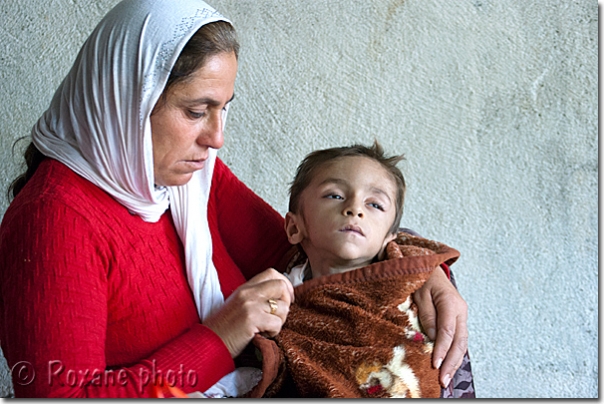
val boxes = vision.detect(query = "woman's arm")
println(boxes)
[399,228,469,389]
[0,189,234,397]
[209,158,292,279]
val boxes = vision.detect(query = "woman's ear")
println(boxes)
[285,212,305,244]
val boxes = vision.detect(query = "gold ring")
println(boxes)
[267,299,278,315]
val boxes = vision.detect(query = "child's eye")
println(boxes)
[326,194,343,200]
[368,202,384,211]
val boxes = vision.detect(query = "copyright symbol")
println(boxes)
[11,361,35,386]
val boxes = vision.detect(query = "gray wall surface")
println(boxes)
[0,0,597,398]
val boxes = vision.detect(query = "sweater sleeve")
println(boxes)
[209,158,292,280]
[0,198,233,398]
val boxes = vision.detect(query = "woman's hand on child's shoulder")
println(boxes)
[413,267,468,389]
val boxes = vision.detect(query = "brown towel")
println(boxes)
[247,233,460,398]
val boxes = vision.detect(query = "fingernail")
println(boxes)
[443,374,451,388]
[435,358,443,369]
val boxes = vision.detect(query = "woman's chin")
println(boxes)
[156,172,194,187]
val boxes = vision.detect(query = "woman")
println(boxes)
[0,0,468,398]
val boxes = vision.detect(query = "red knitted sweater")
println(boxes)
[0,158,291,398]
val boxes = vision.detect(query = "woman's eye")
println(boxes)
[188,110,205,119]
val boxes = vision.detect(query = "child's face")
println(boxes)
[286,156,398,273]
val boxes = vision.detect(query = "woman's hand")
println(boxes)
[413,267,469,389]
[204,268,295,358]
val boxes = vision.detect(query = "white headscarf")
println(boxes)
[31,0,230,321]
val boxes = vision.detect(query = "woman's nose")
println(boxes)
[198,111,224,149]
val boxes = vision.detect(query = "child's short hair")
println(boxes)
[288,141,406,234]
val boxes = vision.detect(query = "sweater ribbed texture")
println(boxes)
[0,158,290,397]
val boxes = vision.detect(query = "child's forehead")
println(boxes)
[312,156,396,188]
[317,155,388,174]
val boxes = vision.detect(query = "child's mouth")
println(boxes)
[340,225,364,236]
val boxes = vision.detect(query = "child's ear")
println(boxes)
[285,212,305,244]
[384,231,397,246]
[378,232,397,260]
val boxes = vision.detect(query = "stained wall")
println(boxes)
[0,0,597,398]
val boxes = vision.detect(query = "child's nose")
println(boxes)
[343,204,363,218]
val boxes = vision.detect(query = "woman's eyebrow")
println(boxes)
[188,93,235,107]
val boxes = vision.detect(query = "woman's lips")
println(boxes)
[183,158,206,170]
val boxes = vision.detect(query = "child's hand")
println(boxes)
[413,267,469,389]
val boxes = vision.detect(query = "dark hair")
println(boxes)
[288,140,406,234]
[161,20,239,96]
[8,21,240,200]
[7,140,45,200]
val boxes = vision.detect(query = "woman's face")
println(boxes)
[151,51,237,186]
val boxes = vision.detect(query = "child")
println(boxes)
[246,141,471,398]
[284,140,407,285]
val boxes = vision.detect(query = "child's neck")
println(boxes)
[307,256,376,279]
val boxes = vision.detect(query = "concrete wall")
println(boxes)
[0,0,597,398]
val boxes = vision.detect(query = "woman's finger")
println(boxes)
[245,268,295,303]
[413,266,469,388]
[413,284,437,341]
[204,271,294,357]
[436,313,468,388]
[261,296,290,324]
